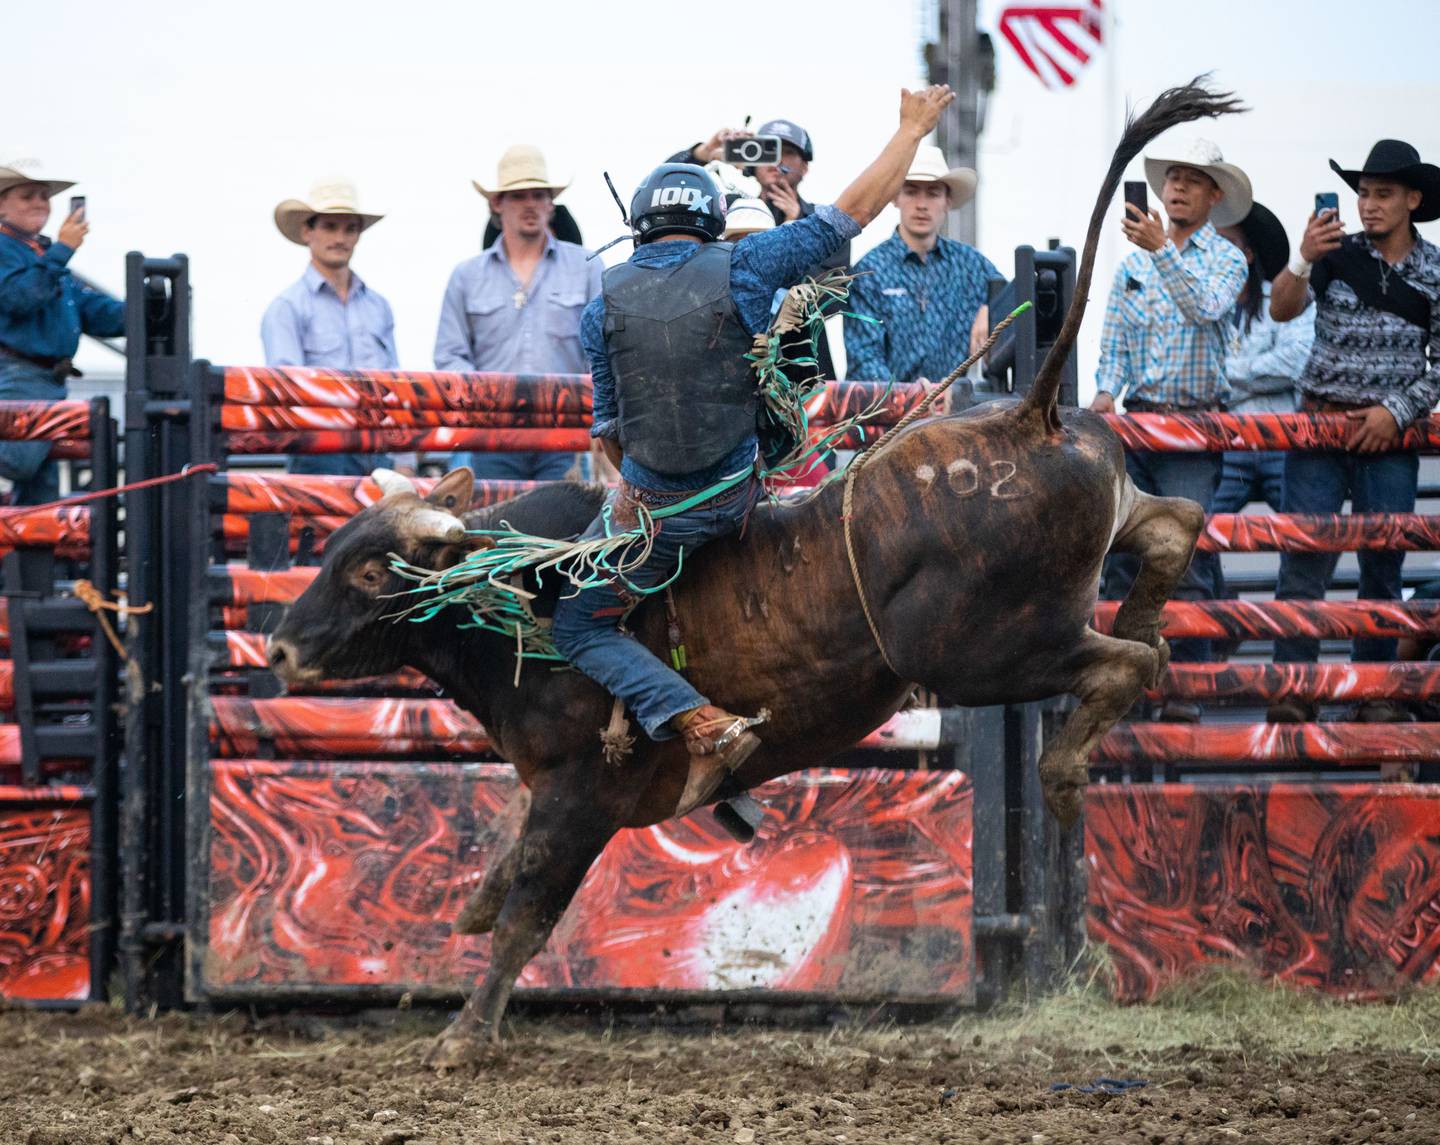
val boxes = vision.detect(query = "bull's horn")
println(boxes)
[413,508,467,544]
[372,468,416,498]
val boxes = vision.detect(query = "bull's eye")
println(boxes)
[348,559,389,595]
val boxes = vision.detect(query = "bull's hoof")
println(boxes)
[1043,780,1085,828]
[424,1026,501,1071]
[452,891,497,936]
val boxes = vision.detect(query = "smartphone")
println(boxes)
[1123,180,1148,216]
[69,195,86,220]
[1314,192,1339,220]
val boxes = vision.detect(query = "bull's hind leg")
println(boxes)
[427,772,616,1069]
[1108,489,1206,676]
[1039,629,1161,826]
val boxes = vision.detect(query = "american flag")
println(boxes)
[997,1,1104,90]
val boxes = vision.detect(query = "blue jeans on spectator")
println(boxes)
[288,453,394,477]
[1201,451,1286,603]
[456,451,577,481]
[1101,450,1221,663]
[0,359,64,505]
[551,478,758,740]
[1274,449,1418,664]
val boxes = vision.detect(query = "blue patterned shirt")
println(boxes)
[843,232,1000,383]
[583,204,860,491]
[1224,280,1314,414]
[1096,221,1248,408]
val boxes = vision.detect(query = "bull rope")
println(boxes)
[385,272,896,664]
[839,302,1032,677]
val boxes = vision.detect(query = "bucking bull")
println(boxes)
[269,81,1238,1066]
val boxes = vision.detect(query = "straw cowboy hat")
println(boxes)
[473,144,569,199]
[1143,138,1253,228]
[902,145,978,207]
[1329,139,1440,224]
[0,156,75,198]
[723,196,775,239]
[273,178,383,245]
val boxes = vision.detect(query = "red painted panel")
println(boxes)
[0,401,91,442]
[1156,662,1440,702]
[1201,512,1440,552]
[1086,783,1440,1001]
[0,802,92,1001]
[206,761,973,999]
[1102,411,1440,452]
[1093,722,1440,765]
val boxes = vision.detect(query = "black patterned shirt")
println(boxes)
[1302,230,1440,428]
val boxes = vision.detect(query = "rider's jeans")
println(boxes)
[551,478,758,741]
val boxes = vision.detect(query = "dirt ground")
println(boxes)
[3,980,1438,1145]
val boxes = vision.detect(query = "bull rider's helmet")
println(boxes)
[629,163,727,243]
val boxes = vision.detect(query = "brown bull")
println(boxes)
[269,80,1237,1066]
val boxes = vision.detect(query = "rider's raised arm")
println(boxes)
[834,85,955,227]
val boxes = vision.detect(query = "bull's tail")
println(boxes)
[1017,76,1246,433]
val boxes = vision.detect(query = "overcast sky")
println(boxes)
[13,0,1439,396]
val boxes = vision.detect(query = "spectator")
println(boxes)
[673,120,844,378]
[1266,140,1440,724]
[1092,139,1252,715]
[843,145,993,382]
[0,157,123,505]
[435,145,601,481]
[483,203,583,250]
[722,197,775,242]
[1214,202,1316,513]
[262,178,396,478]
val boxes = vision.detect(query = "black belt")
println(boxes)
[0,344,79,381]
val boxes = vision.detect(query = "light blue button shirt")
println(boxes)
[434,234,602,373]
[261,264,398,370]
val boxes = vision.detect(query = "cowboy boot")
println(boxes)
[672,704,765,818]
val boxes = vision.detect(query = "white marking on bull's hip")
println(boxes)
[915,463,936,487]
[946,458,980,495]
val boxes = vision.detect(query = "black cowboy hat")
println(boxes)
[1329,139,1440,223]
[1237,201,1289,281]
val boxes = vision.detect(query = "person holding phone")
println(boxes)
[1091,139,1252,716]
[0,157,123,505]
[1265,140,1440,723]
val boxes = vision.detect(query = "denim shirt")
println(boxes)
[0,225,124,360]
[584,204,860,491]
[261,265,399,370]
[434,235,602,373]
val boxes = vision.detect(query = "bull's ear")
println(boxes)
[372,468,417,498]
[426,466,475,514]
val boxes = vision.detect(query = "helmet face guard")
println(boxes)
[630,163,727,243]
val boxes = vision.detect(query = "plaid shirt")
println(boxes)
[1096,221,1248,407]
[844,232,1000,383]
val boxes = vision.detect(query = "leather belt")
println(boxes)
[0,344,79,382]
[1124,399,1224,414]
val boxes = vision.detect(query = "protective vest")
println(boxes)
[602,242,758,476]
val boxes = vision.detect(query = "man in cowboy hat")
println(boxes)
[552,84,956,818]
[1266,140,1440,723]
[1093,138,1251,695]
[0,157,124,504]
[435,144,601,482]
[843,144,995,383]
[262,177,397,478]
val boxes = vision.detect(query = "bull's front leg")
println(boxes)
[427,765,619,1069]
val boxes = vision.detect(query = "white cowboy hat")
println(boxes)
[723,196,774,239]
[274,178,384,245]
[0,156,75,198]
[473,144,569,199]
[901,145,978,208]
[1143,138,1253,228]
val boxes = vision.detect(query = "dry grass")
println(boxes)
[946,970,1440,1060]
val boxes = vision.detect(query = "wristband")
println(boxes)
[1289,256,1312,279]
